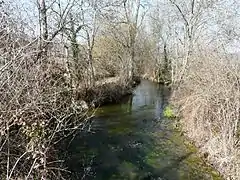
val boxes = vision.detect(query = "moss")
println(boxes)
[145,151,163,168]
[117,161,138,179]
[163,105,176,119]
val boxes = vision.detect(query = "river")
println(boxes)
[61,80,222,180]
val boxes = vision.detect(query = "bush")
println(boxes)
[173,54,240,180]
[0,55,88,179]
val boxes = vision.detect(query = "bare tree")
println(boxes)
[122,0,146,79]
[150,2,172,83]
[168,0,217,84]
[36,0,76,61]
[84,0,99,86]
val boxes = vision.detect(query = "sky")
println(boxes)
[8,0,240,54]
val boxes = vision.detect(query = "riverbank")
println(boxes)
[142,72,171,85]
[173,119,224,179]
[171,57,240,180]
[87,76,140,107]
[78,76,141,108]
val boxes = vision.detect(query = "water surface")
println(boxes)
[63,80,222,180]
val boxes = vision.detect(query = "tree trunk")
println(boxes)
[38,0,48,61]
[70,31,79,78]
[128,24,137,80]
[86,30,95,86]
[163,42,168,70]
[88,50,95,86]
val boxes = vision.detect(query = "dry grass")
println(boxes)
[173,54,240,179]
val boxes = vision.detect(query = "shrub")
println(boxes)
[173,54,240,180]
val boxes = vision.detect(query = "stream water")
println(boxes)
[63,80,222,180]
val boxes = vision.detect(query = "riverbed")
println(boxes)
[62,80,222,180]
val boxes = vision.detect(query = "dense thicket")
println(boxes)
[0,0,239,179]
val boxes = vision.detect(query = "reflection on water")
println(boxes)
[61,80,222,180]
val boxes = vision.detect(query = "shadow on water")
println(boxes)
[59,80,222,180]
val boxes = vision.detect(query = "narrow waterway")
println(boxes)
[63,80,222,180]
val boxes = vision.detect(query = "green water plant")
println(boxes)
[163,105,176,119]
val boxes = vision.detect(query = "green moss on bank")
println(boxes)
[163,105,176,119]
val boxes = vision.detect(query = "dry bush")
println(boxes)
[0,11,91,179]
[173,53,240,179]
[93,35,126,79]
[0,3,138,178]
[81,78,134,107]
[0,52,92,179]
